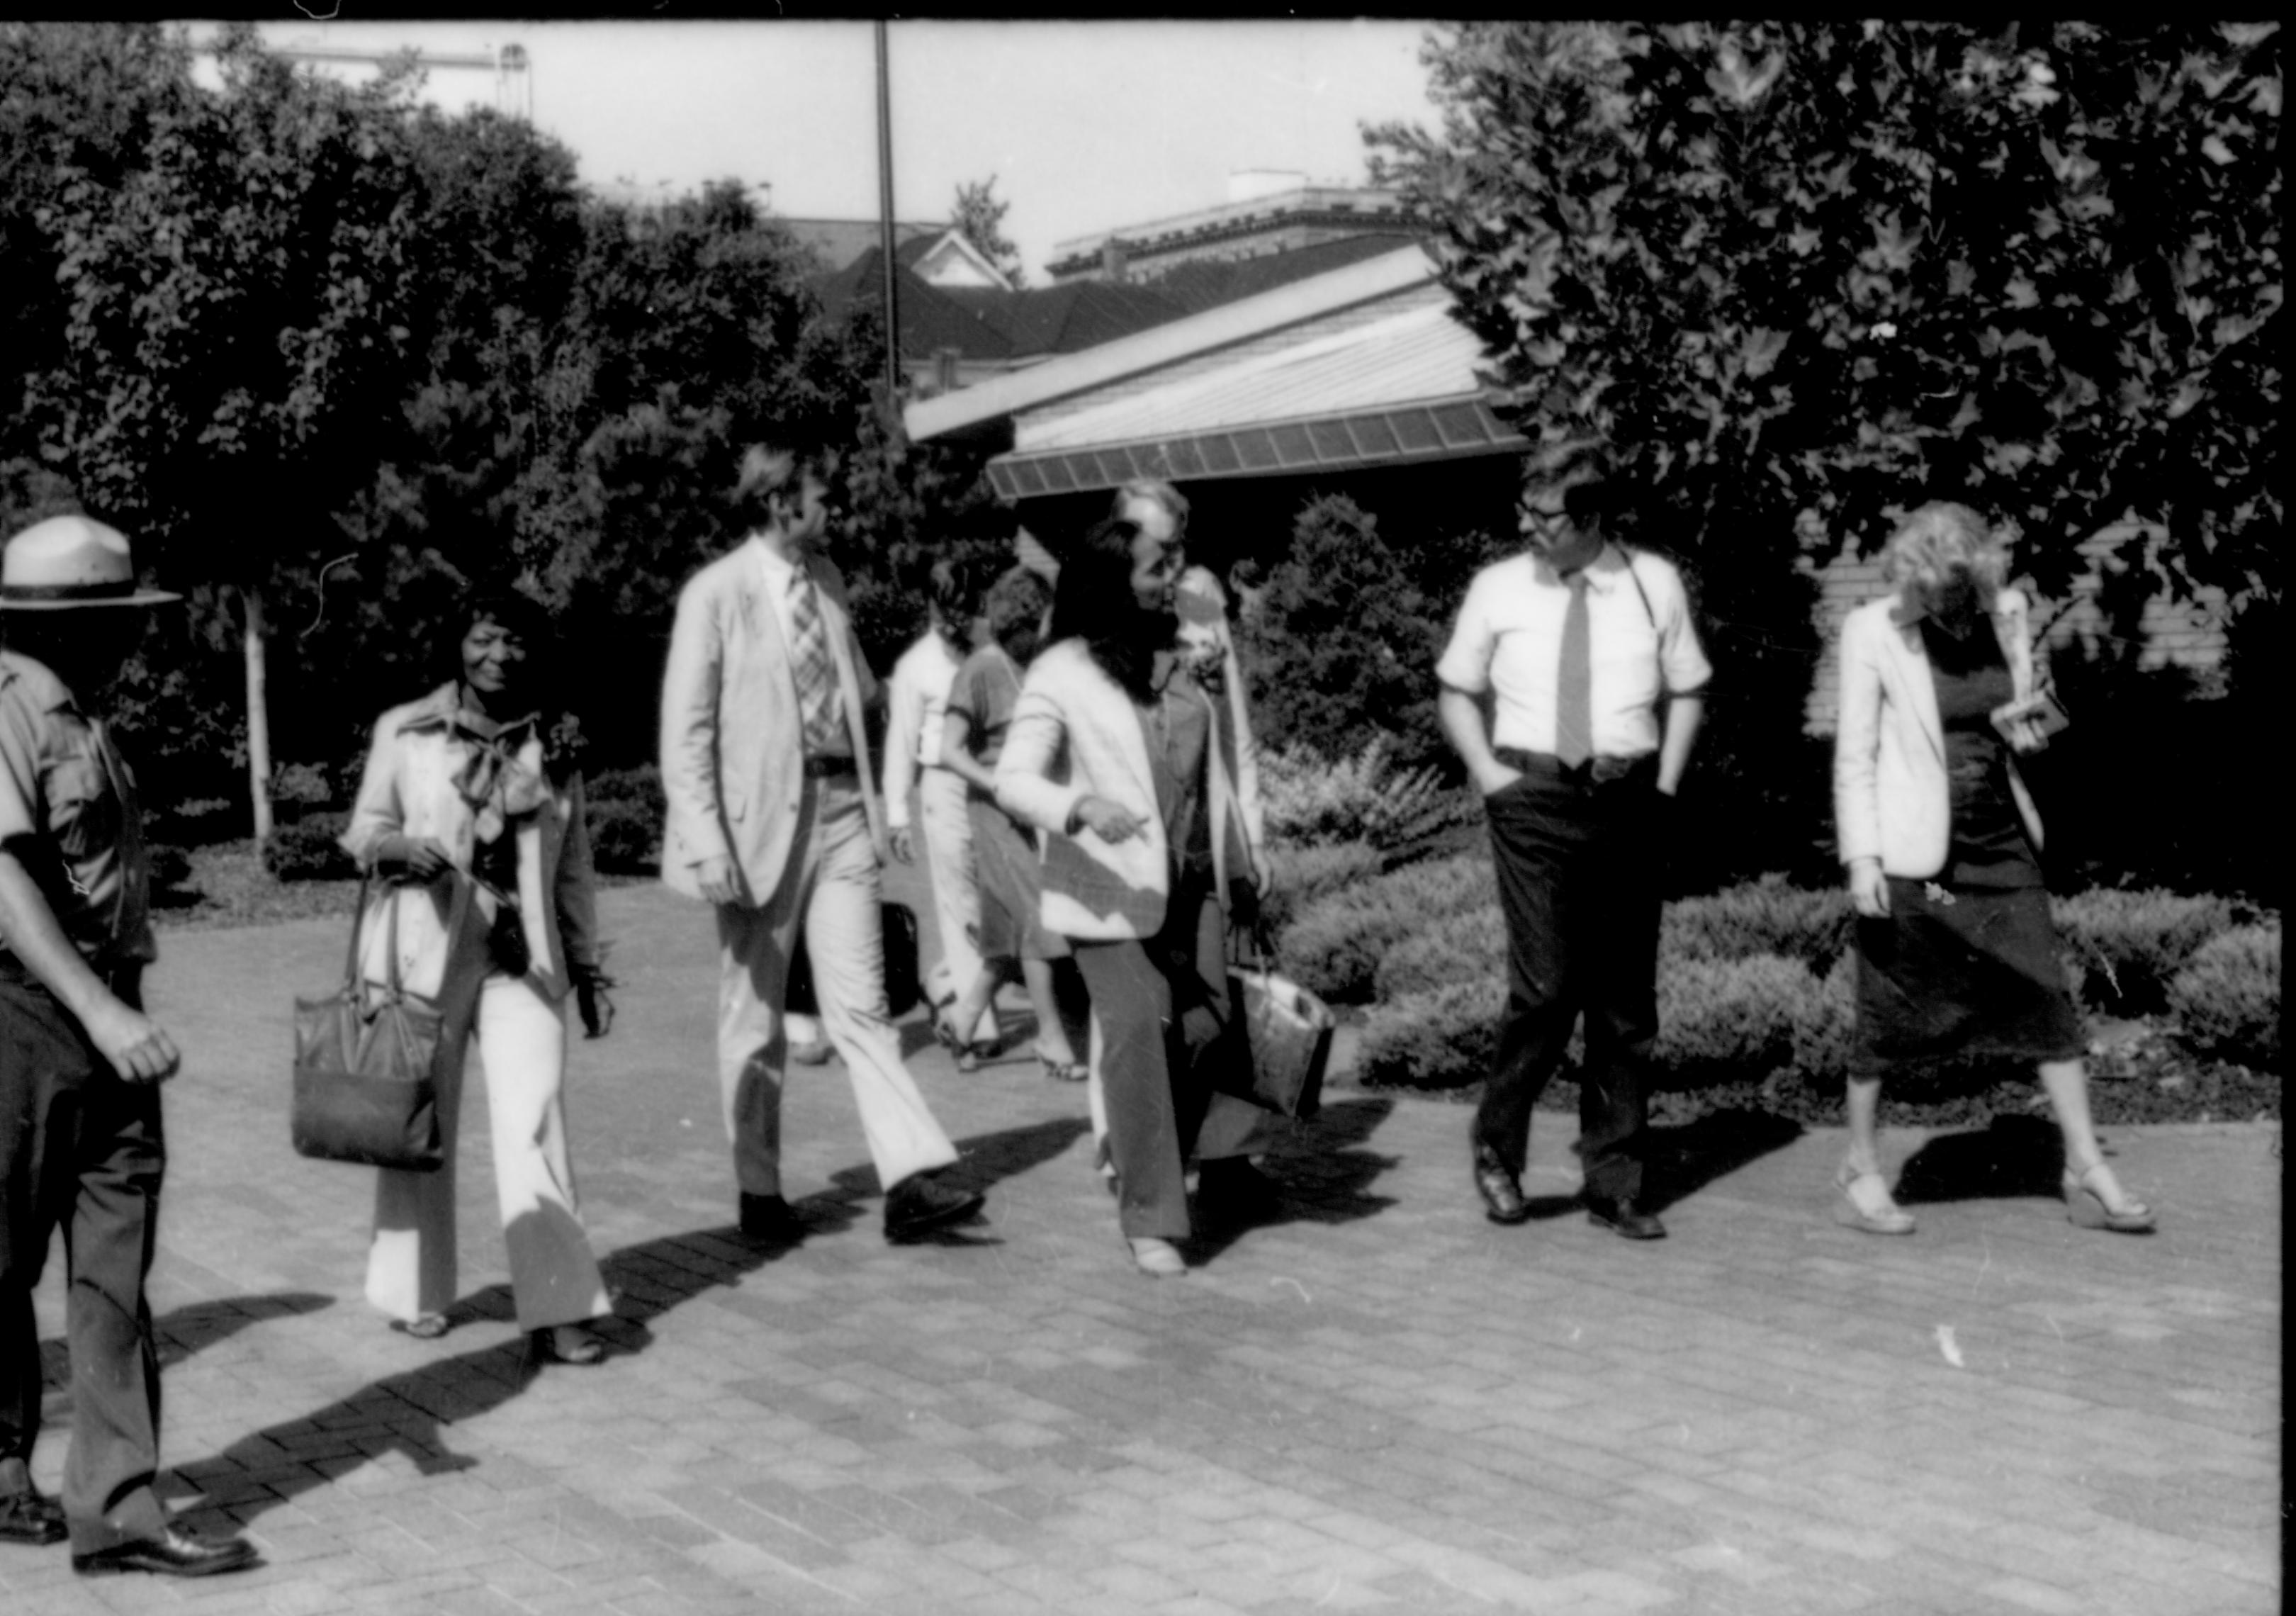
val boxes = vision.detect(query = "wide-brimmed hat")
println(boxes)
[1,515,181,611]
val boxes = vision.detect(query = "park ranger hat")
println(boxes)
[0,515,181,610]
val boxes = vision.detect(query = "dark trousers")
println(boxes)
[1475,760,1661,1205]
[1071,865,1243,1240]
[0,972,169,1550]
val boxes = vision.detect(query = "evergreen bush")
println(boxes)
[1261,841,1383,937]
[262,812,356,882]
[2168,924,2281,1067]
[2055,889,2250,1017]
[1276,851,1495,1004]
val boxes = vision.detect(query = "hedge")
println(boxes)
[1276,851,1495,1004]
[1662,875,1848,972]
[2168,924,2280,1065]
[262,811,357,882]
[1262,840,1383,937]
[2056,889,2249,1017]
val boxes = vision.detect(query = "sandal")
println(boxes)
[932,1014,980,1073]
[395,1313,451,1340]
[1833,1161,1915,1235]
[2063,1160,2155,1233]
[1037,1048,1087,1083]
[531,1324,607,1366]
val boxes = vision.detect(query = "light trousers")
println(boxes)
[918,766,998,1042]
[368,975,610,1332]
[716,776,960,1200]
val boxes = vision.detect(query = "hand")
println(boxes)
[1073,794,1144,843]
[695,855,741,907]
[1474,760,1524,797]
[576,976,615,1039]
[1849,859,1891,919]
[84,998,181,1084]
[383,834,454,882]
[889,826,916,865]
[1991,695,2052,756]
[1254,858,1277,902]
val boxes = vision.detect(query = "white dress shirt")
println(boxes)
[1437,544,1711,758]
[882,631,962,831]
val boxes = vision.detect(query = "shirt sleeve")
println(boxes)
[1434,571,1497,693]
[1646,559,1713,696]
[0,684,48,846]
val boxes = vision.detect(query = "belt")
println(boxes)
[801,754,858,779]
[1494,747,1655,786]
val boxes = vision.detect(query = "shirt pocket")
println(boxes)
[46,751,118,864]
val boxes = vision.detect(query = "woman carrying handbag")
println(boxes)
[339,584,617,1363]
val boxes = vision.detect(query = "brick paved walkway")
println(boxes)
[3,881,2278,1615]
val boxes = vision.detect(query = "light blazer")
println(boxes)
[994,638,1265,943]
[658,537,884,906]
[341,684,599,1007]
[1833,587,2046,878]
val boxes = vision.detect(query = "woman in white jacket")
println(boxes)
[1833,503,2151,1236]
[995,513,1270,1276]
[342,586,617,1362]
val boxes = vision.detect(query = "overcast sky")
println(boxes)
[182,19,1443,281]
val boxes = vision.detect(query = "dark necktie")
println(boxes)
[1555,571,1592,768]
[786,571,845,755]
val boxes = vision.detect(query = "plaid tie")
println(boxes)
[786,570,846,755]
[1555,571,1592,768]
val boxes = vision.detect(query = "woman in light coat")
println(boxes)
[1833,502,2151,1236]
[342,586,617,1362]
[995,513,1271,1276]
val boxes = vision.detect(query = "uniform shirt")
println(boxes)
[882,630,962,831]
[0,649,156,971]
[1436,544,1712,758]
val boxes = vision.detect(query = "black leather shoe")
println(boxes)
[738,1192,804,1242]
[0,1486,66,1546]
[1474,1148,1534,1225]
[884,1172,985,1239]
[72,1527,259,1578]
[1585,1197,1667,1240]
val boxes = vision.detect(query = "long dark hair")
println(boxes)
[1049,515,1168,702]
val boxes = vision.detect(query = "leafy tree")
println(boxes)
[952,174,1025,287]
[1369,21,2282,880]
[24,21,434,834]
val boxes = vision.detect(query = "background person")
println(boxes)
[884,557,999,1062]
[341,584,617,1366]
[1832,501,2152,1235]
[0,515,258,1577]
[995,514,1271,1277]
[1435,439,1709,1242]
[940,564,1084,1083]
[659,443,983,1244]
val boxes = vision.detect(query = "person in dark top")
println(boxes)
[1833,501,2154,1236]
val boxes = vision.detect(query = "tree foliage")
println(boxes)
[952,174,1024,287]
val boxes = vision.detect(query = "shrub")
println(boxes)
[1259,736,1476,853]
[2055,888,2249,1017]
[586,764,664,808]
[263,812,357,882]
[1356,976,1507,1091]
[1653,954,1825,1084]
[1662,874,1848,972]
[1277,851,1494,1004]
[1375,902,1507,1002]
[585,798,661,874]
[2168,924,2281,1067]
[1261,840,1383,936]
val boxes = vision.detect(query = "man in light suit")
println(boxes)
[660,444,984,1243]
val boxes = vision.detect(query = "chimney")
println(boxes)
[933,347,961,393]
[1100,237,1127,283]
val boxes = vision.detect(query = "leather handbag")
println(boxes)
[786,902,922,1021]
[1223,922,1336,1121]
[290,875,468,1172]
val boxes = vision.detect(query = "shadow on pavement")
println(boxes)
[1893,1113,2066,1205]
[167,1116,1086,1531]
[823,1114,1094,1248]
[40,1291,335,1407]
[1639,1106,1806,1214]
[1187,1095,1402,1266]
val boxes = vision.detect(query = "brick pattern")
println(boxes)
[2,877,2275,1615]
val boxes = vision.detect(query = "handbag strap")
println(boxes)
[347,865,475,1004]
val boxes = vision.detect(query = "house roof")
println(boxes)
[780,218,940,274]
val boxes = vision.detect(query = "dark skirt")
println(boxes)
[966,795,1069,963]
[1851,877,2086,1076]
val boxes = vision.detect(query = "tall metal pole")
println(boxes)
[874,21,901,399]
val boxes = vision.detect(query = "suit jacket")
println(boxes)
[658,537,884,906]
[341,683,599,1009]
[994,638,1264,943]
[1833,587,2046,878]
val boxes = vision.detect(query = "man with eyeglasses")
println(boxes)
[1434,439,1710,1241]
